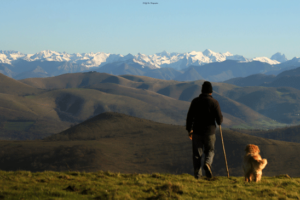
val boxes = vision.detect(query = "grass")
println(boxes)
[0,171,299,200]
[25,95,36,99]
[231,119,287,130]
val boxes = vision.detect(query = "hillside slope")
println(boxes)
[224,87,300,124]
[1,112,298,176]
[235,124,300,143]
[0,73,42,95]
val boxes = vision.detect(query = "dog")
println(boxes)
[243,144,267,182]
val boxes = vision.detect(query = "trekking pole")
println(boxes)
[219,125,229,178]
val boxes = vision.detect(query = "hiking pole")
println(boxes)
[219,125,229,178]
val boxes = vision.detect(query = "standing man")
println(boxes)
[186,81,223,179]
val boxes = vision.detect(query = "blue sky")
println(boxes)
[1,0,300,59]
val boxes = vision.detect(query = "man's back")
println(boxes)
[186,93,223,135]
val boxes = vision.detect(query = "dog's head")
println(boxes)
[245,144,260,154]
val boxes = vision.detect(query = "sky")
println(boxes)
[1,0,300,59]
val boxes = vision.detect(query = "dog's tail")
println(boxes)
[258,159,267,169]
[250,156,267,170]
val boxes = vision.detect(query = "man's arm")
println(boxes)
[186,99,196,133]
[215,101,223,126]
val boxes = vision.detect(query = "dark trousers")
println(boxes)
[192,134,216,178]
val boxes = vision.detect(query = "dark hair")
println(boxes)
[201,81,213,93]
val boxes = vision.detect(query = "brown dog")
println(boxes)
[243,144,267,182]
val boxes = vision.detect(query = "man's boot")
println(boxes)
[204,163,213,178]
[194,168,202,179]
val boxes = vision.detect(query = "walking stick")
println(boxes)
[219,125,229,178]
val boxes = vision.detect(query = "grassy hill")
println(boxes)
[0,73,42,95]
[20,72,140,89]
[0,171,297,200]
[1,112,300,177]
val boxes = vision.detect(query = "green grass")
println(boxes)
[231,119,287,130]
[251,119,287,129]
[0,171,299,200]
[3,121,35,131]
[231,123,253,129]
[276,91,284,97]
[25,95,36,99]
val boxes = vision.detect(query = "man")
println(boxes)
[186,81,223,179]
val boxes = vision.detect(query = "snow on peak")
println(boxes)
[252,57,280,65]
[0,54,11,64]
[24,50,70,62]
[0,49,291,69]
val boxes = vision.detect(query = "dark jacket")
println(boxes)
[186,94,223,135]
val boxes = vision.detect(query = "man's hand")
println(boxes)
[188,130,193,140]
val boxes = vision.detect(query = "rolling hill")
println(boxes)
[224,66,300,91]
[224,74,276,87]
[0,73,42,96]
[234,124,300,143]
[223,86,300,124]
[20,72,282,128]
[1,72,295,140]
[1,112,300,177]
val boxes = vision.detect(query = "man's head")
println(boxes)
[201,81,213,94]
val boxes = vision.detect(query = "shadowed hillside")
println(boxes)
[29,87,189,125]
[262,75,300,90]
[0,92,71,140]
[1,112,300,177]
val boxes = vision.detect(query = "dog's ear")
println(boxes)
[253,145,260,154]
[245,144,260,154]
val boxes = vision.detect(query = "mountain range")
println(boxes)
[0,49,284,68]
[1,50,300,82]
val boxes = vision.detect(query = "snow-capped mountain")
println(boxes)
[0,49,299,82]
[0,49,285,69]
